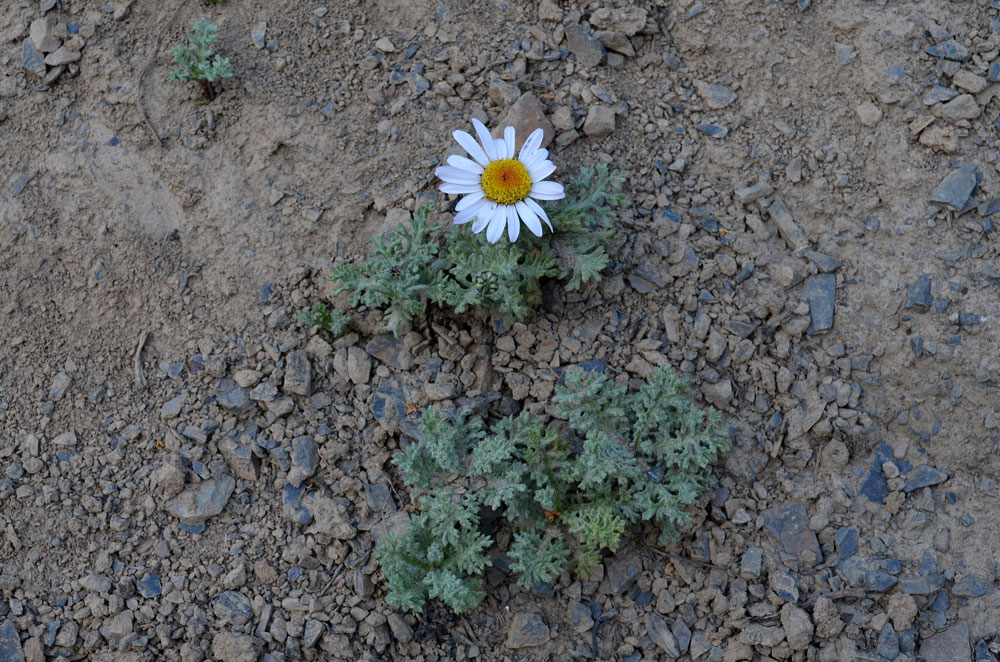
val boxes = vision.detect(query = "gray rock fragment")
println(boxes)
[212,591,254,626]
[919,621,970,662]
[219,439,261,481]
[287,435,319,488]
[160,393,185,418]
[564,23,605,69]
[212,632,260,662]
[904,275,933,312]
[930,162,977,210]
[49,372,72,400]
[217,386,254,416]
[646,613,680,656]
[933,94,981,121]
[43,47,80,66]
[505,613,549,648]
[251,22,267,49]
[803,274,836,334]
[283,350,312,396]
[22,39,46,77]
[780,604,813,650]
[583,105,615,138]
[165,475,236,524]
[29,17,61,52]
[767,198,808,251]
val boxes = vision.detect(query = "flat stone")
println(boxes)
[594,30,634,56]
[771,570,799,603]
[803,274,836,334]
[934,94,981,121]
[303,619,325,648]
[866,571,898,592]
[364,482,396,513]
[953,70,987,93]
[137,574,162,598]
[738,624,785,647]
[29,17,61,52]
[696,123,728,138]
[835,526,859,558]
[43,47,80,66]
[903,465,948,491]
[505,613,549,648]
[48,372,71,400]
[248,382,277,402]
[251,22,266,49]
[22,39,46,77]
[735,182,773,204]
[925,39,969,61]
[365,335,414,370]
[104,610,133,638]
[877,623,900,660]
[767,198,808,251]
[387,612,413,643]
[645,613,680,656]
[219,439,260,481]
[904,275,933,312]
[740,547,763,578]
[805,251,840,273]
[371,380,408,434]
[564,23,605,69]
[696,81,737,109]
[836,558,869,587]
[346,346,371,385]
[212,591,254,626]
[493,92,555,150]
[217,386,254,416]
[52,430,76,446]
[930,163,977,210]
[672,618,691,653]
[780,604,813,650]
[304,494,355,539]
[763,503,822,565]
[920,622,970,662]
[924,85,960,105]
[211,632,260,662]
[901,573,946,595]
[589,6,647,35]
[952,575,988,598]
[165,475,236,525]
[601,549,641,594]
[160,393,185,418]
[283,350,312,396]
[287,435,319,488]
[583,105,615,138]
[80,573,112,593]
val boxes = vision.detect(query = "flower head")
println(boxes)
[436,118,565,244]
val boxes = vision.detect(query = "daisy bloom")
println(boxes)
[436,118,565,244]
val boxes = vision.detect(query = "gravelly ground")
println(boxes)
[3,0,1000,660]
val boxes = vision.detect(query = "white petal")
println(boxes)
[453,130,490,166]
[527,160,556,182]
[447,154,484,174]
[522,148,549,169]
[472,118,497,161]
[455,191,484,211]
[486,206,508,243]
[436,166,482,185]
[454,198,489,224]
[506,205,520,243]
[525,197,553,231]
[494,137,506,160]
[471,203,495,233]
[440,182,483,195]
[530,180,565,200]
[519,128,544,161]
[515,201,543,237]
[504,126,515,160]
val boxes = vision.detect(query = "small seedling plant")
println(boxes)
[169,18,233,102]
[302,165,627,338]
[375,364,728,613]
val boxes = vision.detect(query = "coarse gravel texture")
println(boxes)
[4,0,1000,661]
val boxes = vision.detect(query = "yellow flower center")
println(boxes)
[480,158,532,205]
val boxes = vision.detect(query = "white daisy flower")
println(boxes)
[435,118,566,244]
